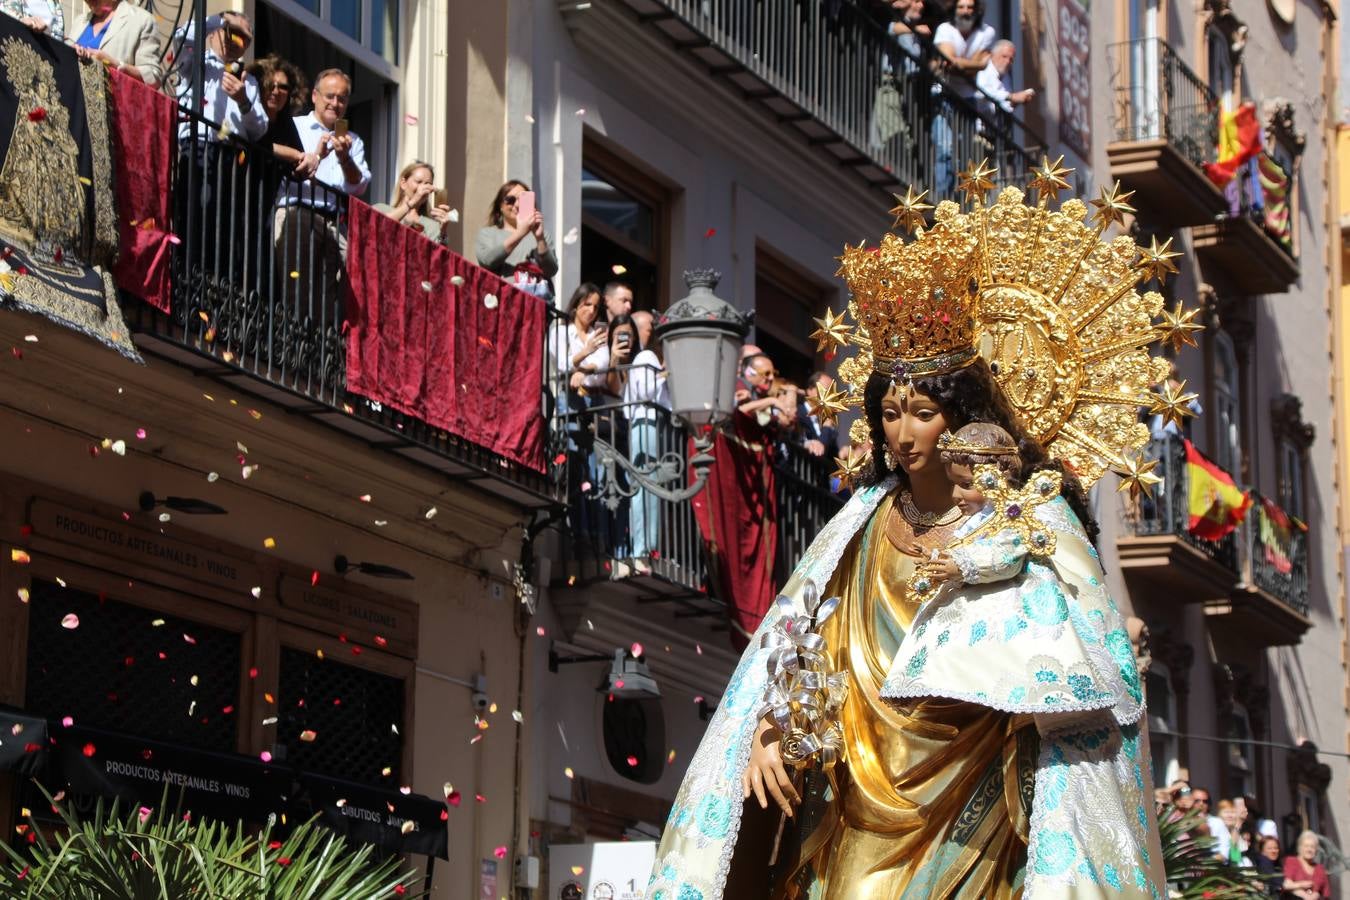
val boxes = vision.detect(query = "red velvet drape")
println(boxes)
[108,68,175,313]
[344,199,547,472]
[691,413,779,649]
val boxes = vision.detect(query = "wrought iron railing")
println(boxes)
[773,440,845,589]
[550,362,839,596]
[1123,435,1240,574]
[120,96,560,502]
[629,0,1042,202]
[1107,38,1218,169]
[1246,493,1310,616]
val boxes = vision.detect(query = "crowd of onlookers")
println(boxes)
[1160,781,1332,897]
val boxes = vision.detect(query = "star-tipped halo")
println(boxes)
[831,452,869,493]
[1089,182,1136,229]
[1028,155,1073,204]
[810,307,852,355]
[1135,236,1181,283]
[957,158,998,205]
[808,383,852,427]
[1156,303,1203,352]
[1114,454,1163,501]
[834,241,868,279]
[889,185,933,234]
[1150,379,1199,429]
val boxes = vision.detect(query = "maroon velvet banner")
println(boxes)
[344,199,546,472]
[691,413,779,649]
[108,68,175,313]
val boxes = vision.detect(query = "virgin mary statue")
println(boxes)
[647,165,1196,900]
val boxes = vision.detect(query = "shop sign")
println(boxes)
[28,500,260,593]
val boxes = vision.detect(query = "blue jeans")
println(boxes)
[629,418,660,558]
[931,108,955,199]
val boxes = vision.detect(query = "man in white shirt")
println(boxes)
[171,11,268,281]
[930,0,996,196]
[173,12,268,145]
[975,40,1034,118]
[273,68,371,315]
[933,0,997,100]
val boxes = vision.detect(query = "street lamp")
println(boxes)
[590,269,749,509]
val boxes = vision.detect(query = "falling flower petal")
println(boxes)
[11,549,31,565]
[626,755,639,767]
[61,613,79,630]
[250,586,262,599]
[400,819,415,835]
[631,642,643,657]
[16,587,30,603]
[668,749,677,764]
[483,293,499,309]
[207,472,219,482]
[299,729,317,742]
[263,537,276,549]
[404,112,419,125]
[611,264,627,275]
[564,767,575,779]
[424,507,438,520]
[135,428,147,440]
[447,208,459,223]
[82,743,96,757]
[421,281,433,292]
[511,710,523,723]
[110,440,126,456]
[563,227,579,245]
[450,275,465,286]
[61,716,73,727]
[494,845,508,859]
[572,866,585,876]
[260,750,272,762]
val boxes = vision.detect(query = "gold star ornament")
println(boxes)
[831,452,869,493]
[957,158,998,205]
[1135,235,1181,283]
[889,185,933,234]
[808,383,851,427]
[1156,303,1203,352]
[1089,181,1136,230]
[809,306,852,355]
[1028,155,1073,204]
[1114,454,1163,501]
[1150,379,1199,429]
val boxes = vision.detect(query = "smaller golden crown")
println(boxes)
[837,225,980,378]
[937,431,1019,456]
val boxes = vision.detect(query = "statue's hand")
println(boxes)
[742,717,800,817]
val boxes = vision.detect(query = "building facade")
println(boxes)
[5,0,1346,897]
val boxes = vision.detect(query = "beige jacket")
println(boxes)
[69,1,163,86]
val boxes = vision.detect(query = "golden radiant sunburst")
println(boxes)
[822,161,1204,491]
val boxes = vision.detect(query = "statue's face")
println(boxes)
[880,382,951,478]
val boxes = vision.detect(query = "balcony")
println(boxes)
[564,0,1041,203]
[1117,435,1241,601]
[112,86,562,509]
[1190,155,1299,294]
[547,379,840,641]
[1106,38,1228,226]
[1209,493,1312,646]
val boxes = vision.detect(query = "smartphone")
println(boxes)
[516,190,536,222]
[616,331,631,349]
[334,118,349,138]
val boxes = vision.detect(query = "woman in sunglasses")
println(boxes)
[475,179,558,300]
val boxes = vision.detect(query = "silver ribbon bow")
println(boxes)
[756,580,849,771]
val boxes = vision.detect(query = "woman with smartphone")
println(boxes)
[475,179,558,300]
[376,161,453,244]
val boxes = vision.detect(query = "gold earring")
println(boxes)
[883,446,900,470]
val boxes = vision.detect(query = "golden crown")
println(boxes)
[818,158,1202,493]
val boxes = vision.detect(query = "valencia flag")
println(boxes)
[1185,439,1251,541]
[1203,101,1262,188]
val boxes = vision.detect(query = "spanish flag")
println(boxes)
[1186,439,1251,540]
[1203,101,1262,187]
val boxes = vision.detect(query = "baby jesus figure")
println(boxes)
[883,422,1133,714]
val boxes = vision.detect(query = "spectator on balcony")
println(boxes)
[1283,831,1331,898]
[245,54,308,168]
[632,309,658,359]
[736,352,780,426]
[1216,799,1246,865]
[740,343,764,361]
[871,0,929,152]
[274,68,371,313]
[69,0,162,85]
[1,0,64,39]
[975,39,1035,119]
[1188,787,1230,862]
[1254,836,1285,895]
[550,282,609,396]
[609,314,668,564]
[476,180,558,301]
[798,371,839,457]
[930,0,995,195]
[173,12,268,144]
[933,0,996,98]
[375,161,454,244]
[603,281,633,322]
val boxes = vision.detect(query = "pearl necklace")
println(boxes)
[898,490,962,527]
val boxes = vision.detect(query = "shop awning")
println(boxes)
[295,772,449,860]
[0,711,447,858]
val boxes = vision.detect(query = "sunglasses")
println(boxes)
[267,82,291,93]
[503,195,521,206]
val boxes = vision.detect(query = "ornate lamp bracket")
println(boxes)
[590,431,715,512]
